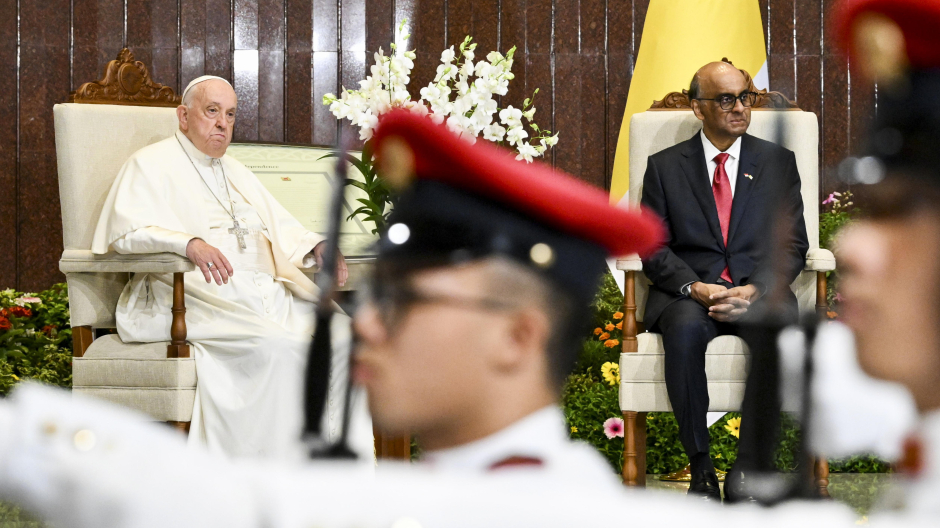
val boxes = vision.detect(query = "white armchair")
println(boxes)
[55,50,197,429]
[616,104,835,490]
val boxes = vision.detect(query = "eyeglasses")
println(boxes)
[694,91,758,111]
[357,277,519,329]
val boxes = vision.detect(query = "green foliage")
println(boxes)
[819,190,860,309]
[0,284,73,396]
[819,190,859,251]
[562,271,889,475]
[320,144,393,234]
[0,501,44,527]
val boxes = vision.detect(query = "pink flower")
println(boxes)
[834,292,844,303]
[603,417,624,439]
[14,296,41,306]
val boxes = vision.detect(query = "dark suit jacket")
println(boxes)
[640,132,809,329]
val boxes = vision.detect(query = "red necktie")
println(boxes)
[713,153,733,283]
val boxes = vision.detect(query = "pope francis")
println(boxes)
[90,75,370,459]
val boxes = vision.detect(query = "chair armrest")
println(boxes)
[616,254,643,271]
[59,250,196,274]
[805,248,835,272]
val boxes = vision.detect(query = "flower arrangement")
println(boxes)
[0,284,73,396]
[592,311,623,350]
[819,190,860,313]
[322,21,558,232]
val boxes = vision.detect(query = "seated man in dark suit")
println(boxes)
[640,61,809,500]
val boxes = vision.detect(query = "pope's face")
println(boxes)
[836,212,940,410]
[352,263,515,446]
[177,80,237,158]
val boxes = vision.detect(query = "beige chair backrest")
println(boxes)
[54,103,179,328]
[627,110,820,321]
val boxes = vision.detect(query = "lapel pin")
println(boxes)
[744,173,754,180]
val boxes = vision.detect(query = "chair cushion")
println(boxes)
[620,333,749,412]
[619,380,746,413]
[620,332,798,412]
[73,387,194,422]
[624,333,750,382]
[73,334,197,389]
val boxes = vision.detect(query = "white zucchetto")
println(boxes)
[181,75,233,102]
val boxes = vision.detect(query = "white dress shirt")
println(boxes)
[420,406,619,484]
[701,130,742,197]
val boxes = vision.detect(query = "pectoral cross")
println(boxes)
[229,220,249,250]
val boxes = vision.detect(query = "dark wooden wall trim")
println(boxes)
[2,0,873,291]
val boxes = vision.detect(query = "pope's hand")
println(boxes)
[186,238,234,285]
[313,242,348,287]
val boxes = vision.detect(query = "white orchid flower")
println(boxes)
[441,46,456,64]
[523,107,536,120]
[506,125,528,146]
[541,133,559,147]
[499,106,523,128]
[515,143,538,163]
[483,123,506,142]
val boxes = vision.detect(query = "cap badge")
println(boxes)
[529,243,555,268]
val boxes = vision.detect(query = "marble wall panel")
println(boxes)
[312,52,338,146]
[18,0,70,291]
[259,50,285,142]
[553,53,582,177]
[555,0,580,55]
[581,0,606,55]
[580,54,608,189]
[365,0,393,54]
[470,1,499,54]
[234,49,260,141]
[768,0,794,96]
[205,0,233,78]
[446,0,472,49]
[0,0,17,287]
[821,54,849,196]
[607,0,633,55]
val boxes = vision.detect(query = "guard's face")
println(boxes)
[691,65,751,139]
[352,263,515,443]
[836,213,940,410]
[177,80,237,158]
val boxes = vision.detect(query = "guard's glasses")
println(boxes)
[356,276,519,329]
[695,91,758,111]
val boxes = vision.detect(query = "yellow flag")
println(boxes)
[609,0,767,204]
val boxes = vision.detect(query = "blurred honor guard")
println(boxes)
[90,76,370,459]
[353,110,664,476]
[831,0,940,519]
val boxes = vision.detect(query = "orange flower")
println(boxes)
[613,312,623,320]
[604,339,620,348]
[593,327,602,336]
[605,323,615,331]
[599,332,610,341]
[7,306,31,318]
[616,322,623,330]
[0,316,10,331]
[827,311,838,319]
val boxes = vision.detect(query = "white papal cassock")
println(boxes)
[91,130,371,460]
